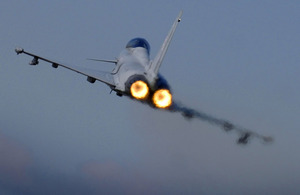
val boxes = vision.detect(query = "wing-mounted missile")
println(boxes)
[87,76,96,83]
[237,133,251,144]
[15,47,39,65]
[181,110,194,119]
[52,63,58,68]
[223,122,234,131]
[29,56,39,65]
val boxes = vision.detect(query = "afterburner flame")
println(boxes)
[130,80,149,100]
[152,89,172,108]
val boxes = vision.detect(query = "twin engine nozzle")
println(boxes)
[130,80,172,109]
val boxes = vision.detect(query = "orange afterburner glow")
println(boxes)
[152,89,172,108]
[130,80,149,100]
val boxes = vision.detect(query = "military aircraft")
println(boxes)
[15,11,273,144]
[16,12,182,110]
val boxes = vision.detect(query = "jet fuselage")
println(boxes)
[112,38,172,108]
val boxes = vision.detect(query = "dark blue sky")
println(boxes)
[1,1,300,194]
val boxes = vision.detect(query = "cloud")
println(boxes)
[0,132,91,194]
[81,161,157,194]
[0,133,33,193]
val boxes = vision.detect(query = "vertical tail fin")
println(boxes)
[148,11,183,77]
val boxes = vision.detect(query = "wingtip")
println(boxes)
[15,47,24,55]
[178,10,183,22]
[263,136,274,143]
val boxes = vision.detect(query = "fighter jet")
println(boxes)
[15,11,273,144]
[16,12,182,110]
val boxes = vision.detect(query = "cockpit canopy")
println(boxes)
[126,38,150,55]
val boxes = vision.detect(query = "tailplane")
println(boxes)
[87,58,118,64]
